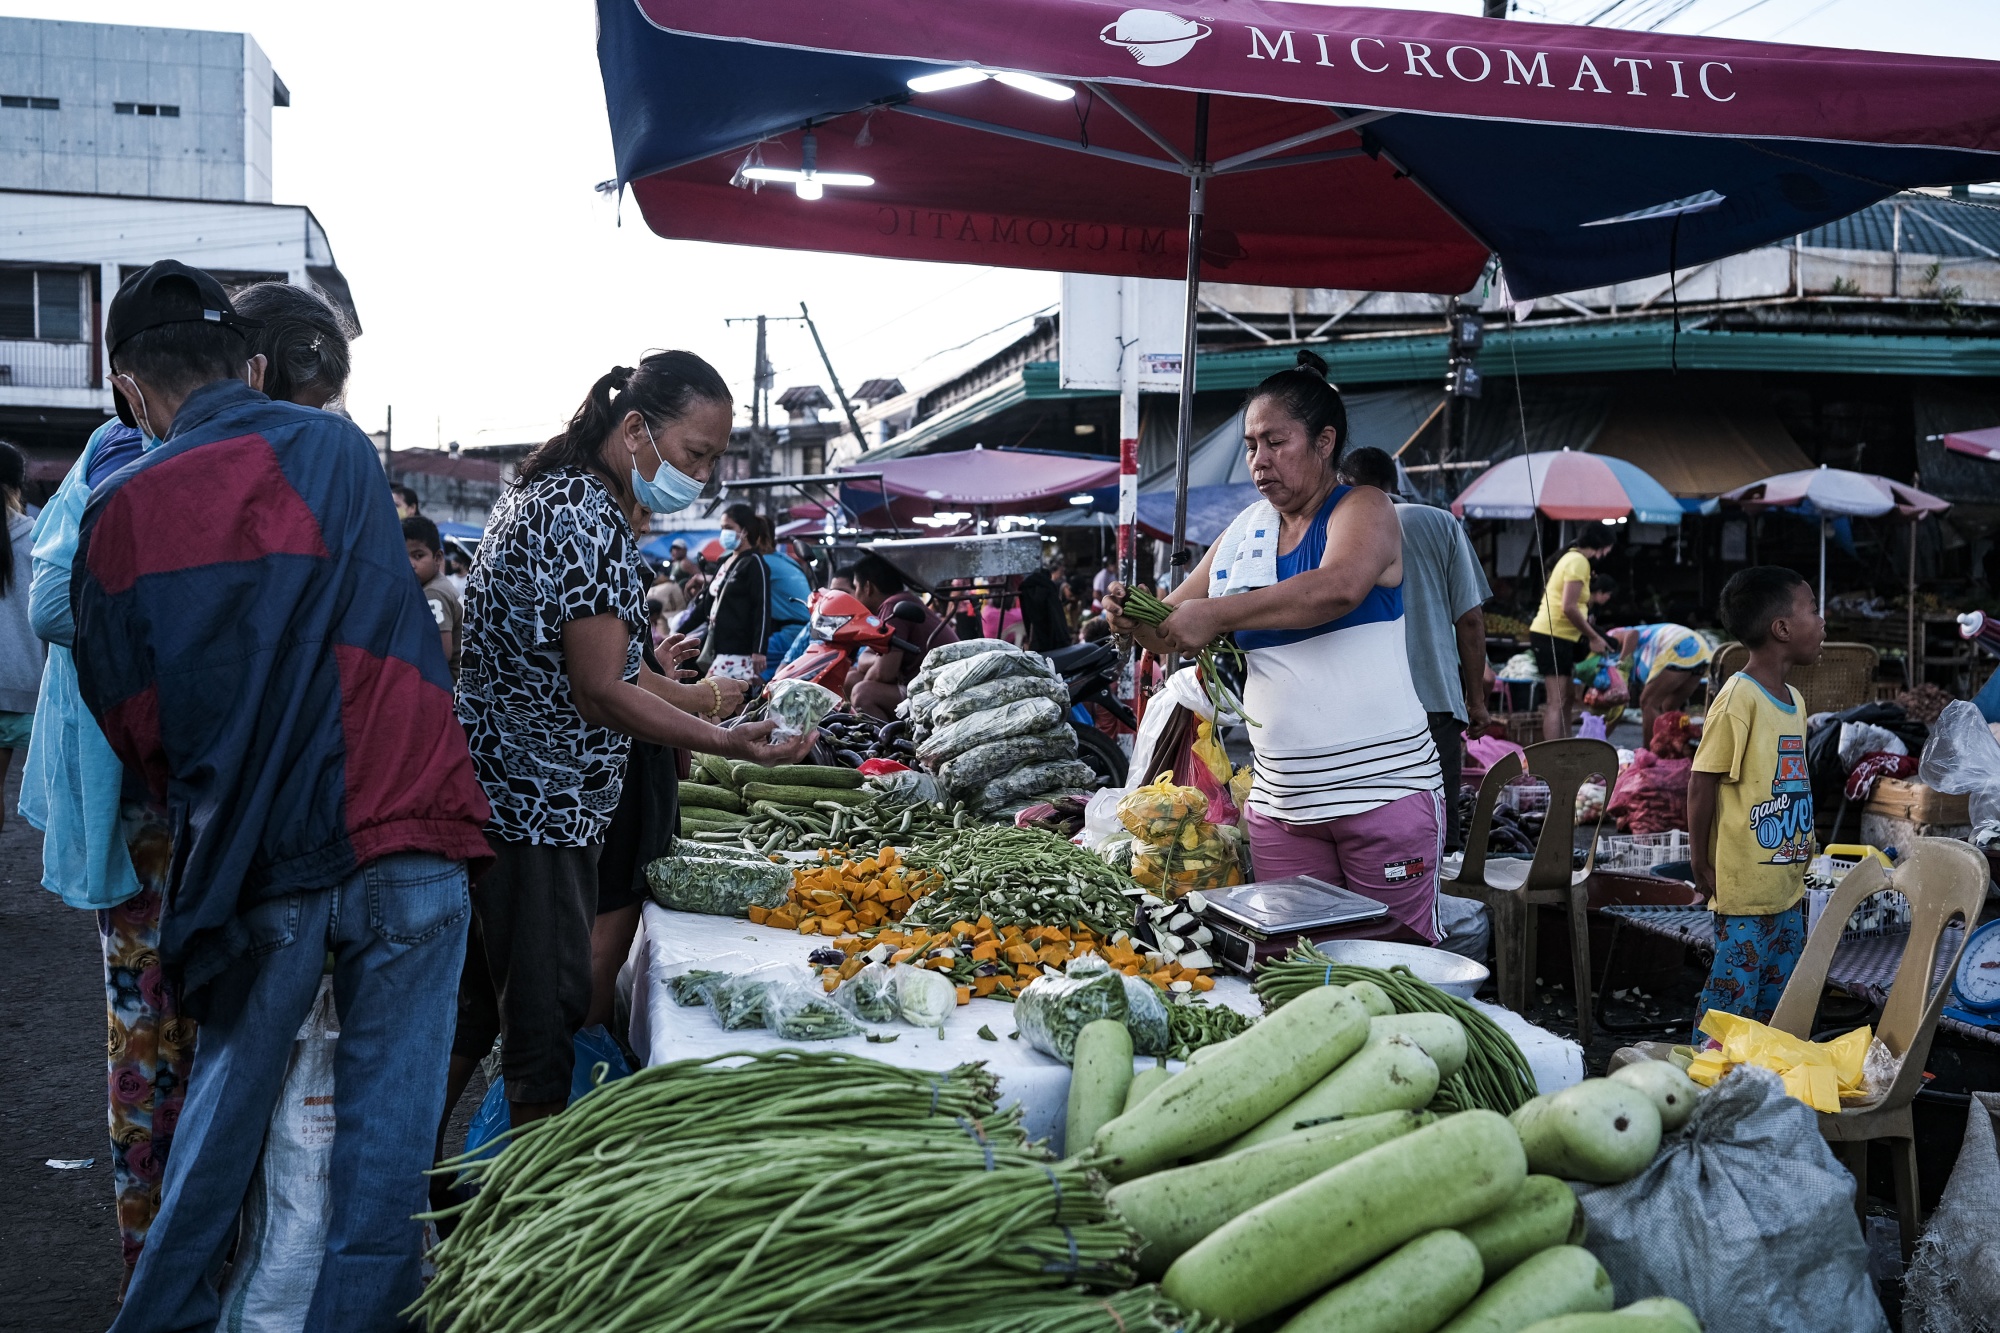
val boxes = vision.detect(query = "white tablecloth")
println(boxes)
[628,904,1583,1152]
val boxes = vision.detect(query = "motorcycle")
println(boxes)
[1046,638,1134,788]
[773,587,929,697]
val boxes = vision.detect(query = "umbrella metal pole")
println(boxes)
[1818,517,1827,616]
[1908,519,1918,688]
[1169,93,1209,593]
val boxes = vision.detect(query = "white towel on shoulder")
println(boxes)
[1206,498,1282,598]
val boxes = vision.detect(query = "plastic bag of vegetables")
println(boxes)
[1016,963,1131,1064]
[973,759,1100,814]
[919,637,1020,671]
[669,968,728,1007]
[1117,772,1208,845]
[930,647,1055,698]
[1130,821,1247,895]
[762,982,866,1041]
[893,964,959,1030]
[917,697,1065,767]
[1072,955,1170,1057]
[766,679,841,742]
[707,964,800,1031]
[834,962,900,1023]
[645,853,792,916]
[933,674,1072,728]
[936,729,1078,795]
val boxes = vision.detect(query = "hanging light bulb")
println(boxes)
[906,67,1074,100]
[738,131,874,200]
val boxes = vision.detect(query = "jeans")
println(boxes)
[112,853,470,1333]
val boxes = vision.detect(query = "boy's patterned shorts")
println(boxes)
[1694,904,1807,1044]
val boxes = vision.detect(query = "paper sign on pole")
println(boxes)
[1058,274,1186,392]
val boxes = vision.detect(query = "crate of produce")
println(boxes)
[1595,830,1690,873]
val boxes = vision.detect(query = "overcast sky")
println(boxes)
[16,0,2000,449]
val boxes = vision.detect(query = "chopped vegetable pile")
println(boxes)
[419,1050,1223,1333]
[902,824,1141,938]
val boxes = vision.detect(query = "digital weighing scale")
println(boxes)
[1940,918,2000,1031]
[1192,875,1389,975]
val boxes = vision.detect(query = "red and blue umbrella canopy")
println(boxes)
[598,0,2000,298]
[1451,449,1688,525]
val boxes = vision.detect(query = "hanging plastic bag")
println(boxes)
[461,1025,635,1163]
[217,976,339,1330]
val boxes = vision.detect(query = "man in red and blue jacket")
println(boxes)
[73,260,491,1333]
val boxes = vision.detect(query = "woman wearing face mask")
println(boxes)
[688,503,775,680]
[18,278,351,1292]
[447,354,815,1136]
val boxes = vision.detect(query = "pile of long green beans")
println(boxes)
[1116,585,1257,727]
[1253,948,1538,1115]
[901,824,1139,937]
[417,1051,1214,1333]
[687,797,974,855]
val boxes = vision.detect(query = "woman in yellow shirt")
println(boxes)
[1527,530,1615,739]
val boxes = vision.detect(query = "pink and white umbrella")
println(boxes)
[1944,425,2000,463]
[1450,449,1686,525]
[1720,464,1950,616]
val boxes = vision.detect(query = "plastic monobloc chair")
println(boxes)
[1767,836,1987,1261]
[1444,739,1617,1044]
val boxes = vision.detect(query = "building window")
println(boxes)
[0,270,86,342]
[1,96,57,110]
[113,103,178,117]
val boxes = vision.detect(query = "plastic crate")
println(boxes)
[1596,830,1691,873]
[1804,845,1908,938]
[1496,778,1551,815]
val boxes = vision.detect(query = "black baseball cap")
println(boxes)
[106,261,263,425]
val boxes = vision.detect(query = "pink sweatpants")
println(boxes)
[1246,789,1445,945]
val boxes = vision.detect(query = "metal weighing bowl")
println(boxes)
[1311,939,1490,999]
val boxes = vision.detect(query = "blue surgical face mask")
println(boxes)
[719,528,741,553]
[631,417,705,513]
[116,375,167,450]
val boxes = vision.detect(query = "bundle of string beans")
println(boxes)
[1115,585,1256,727]
[417,1050,1220,1333]
[1252,946,1538,1116]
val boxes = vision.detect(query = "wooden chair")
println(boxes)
[1706,642,1882,715]
[1444,738,1618,1043]
[1767,837,1986,1261]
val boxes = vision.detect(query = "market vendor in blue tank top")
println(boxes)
[1108,351,1445,944]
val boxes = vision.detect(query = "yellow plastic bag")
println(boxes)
[1116,772,1206,843]
[1192,720,1231,786]
[1688,1009,1871,1113]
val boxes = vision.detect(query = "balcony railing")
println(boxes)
[0,339,94,390]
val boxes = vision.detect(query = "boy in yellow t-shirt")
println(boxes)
[1688,566,1825,1041]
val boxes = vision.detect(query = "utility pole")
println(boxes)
[798,302,868,455]
[724,313,779,478]
[727,307,870,475]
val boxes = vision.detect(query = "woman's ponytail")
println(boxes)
[517,352,730,486]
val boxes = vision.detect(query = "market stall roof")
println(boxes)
[1451,448,1685,524]
[600,0,2000,299]
[1136,481,1261,546]
[1720,465,1952,518]
[1944,425,2000,463]
[840,445,1118,518]
[1588,391,1812,498]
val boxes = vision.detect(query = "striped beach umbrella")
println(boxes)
[1450,449,1684,526]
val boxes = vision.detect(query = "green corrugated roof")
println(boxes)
[870,321,2000,460]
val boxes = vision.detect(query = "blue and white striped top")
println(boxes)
[1240,486,1442,823]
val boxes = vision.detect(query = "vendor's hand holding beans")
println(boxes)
[1105,581,1173,655]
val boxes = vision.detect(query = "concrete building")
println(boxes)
[0,17,354,479]
[0,17,287,203]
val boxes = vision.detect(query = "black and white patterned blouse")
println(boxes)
[457,466,646,845]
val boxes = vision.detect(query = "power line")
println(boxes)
[1695,0,1783,36]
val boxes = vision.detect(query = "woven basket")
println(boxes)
[1707,641,1880,715]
